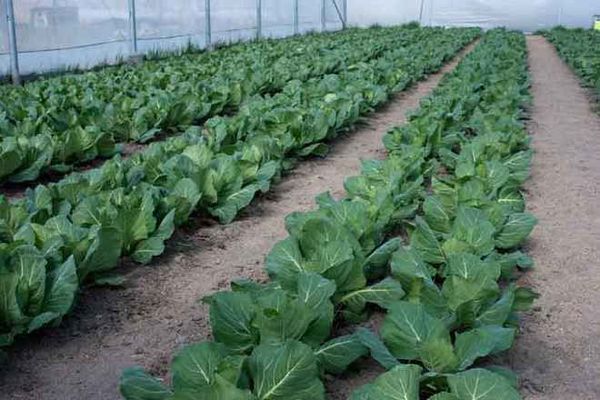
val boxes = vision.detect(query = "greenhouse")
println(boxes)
[0,1,599,400]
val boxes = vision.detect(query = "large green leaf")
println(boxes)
[483,161,510,193]
[445,369,521,400]
[363,237,402,280]
[503,150,531,184]
[0,269,25,332]
[418,336,458,373]
[444,253,501,282]
[495,213,537,249]
[390,246,433,287]
[170,375,254,400]
[441,275,499,322]
[164,178,202,225]
[12,245,47,317]
[350,364,422,400]
[253,290,314,346]
[315,334,368,374]
[295,273,336,346]
[79,227,123,279]
[474,285,516,327]
[265,237,305,289]
[443,207,495,257]
[296,272,336,311]
[204,291,257,352]
[381,301,450,361]
[0,145,22,180]
[120,367,172,400]
[40,255,78,316]
[423,196,451,234]
[392,247,449,318]
[410,217,445,264]
[454,326,515,370]
[297,217,365,293]
[171,342,246,394]
[248,340,325,400]
[132,210,176,264]
[210,183,260,224]
[355,327,400,370]
[485,250,533,279]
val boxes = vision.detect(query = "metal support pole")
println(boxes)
[330,0,346,29]
[557,0,564,26]
[5,0,20,85]
[256,0,262,39]
[342,0,347,28]
[557,6,563,26]
[293,0,299,35]
[418,0,425,25]
[321,0,326,32]
[205,0,212,49]
[127,0,138,54]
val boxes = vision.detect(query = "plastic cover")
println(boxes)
[2,0,600,77]
[348,0,600,32]
[263,0,295,38]
[212,0,256,43]
[3,0,130,76]
[135,0,206,53]
[0,0,8,76]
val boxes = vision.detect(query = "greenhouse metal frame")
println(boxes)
[1,0,599,82]
[1,0,348,83]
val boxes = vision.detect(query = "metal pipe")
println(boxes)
[419,0,425,24]
[256,0,262,39]
[127,0,138,54]
[293,0,299,35]
[330,0,346,29]
[342,0,348,28]
[205,0,212,49]
[321,0,326,32]
[558,5,563,26]
[5,0,20,84]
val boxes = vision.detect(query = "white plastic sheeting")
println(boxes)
[348,0,600,32]
[263,0,295,38]
[0,0,130,76]
[135,0,206,54]
[0,0,599,77]
[0,0,343,76]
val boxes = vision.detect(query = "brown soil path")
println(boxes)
[509,36,600,400]
[0,45,476,400]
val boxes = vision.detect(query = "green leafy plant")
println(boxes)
[0,26,479,347]
[118,29,537,400]
[543,27,600,108]
[0,25,452,183]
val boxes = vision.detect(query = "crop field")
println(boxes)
[1,23,600,400]
[543,27,600,107]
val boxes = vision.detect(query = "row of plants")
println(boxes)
[0,25,422,183]
[118,29,536,400]
[0,27,479,348]
[543,27,600,104]
[352,28,535,399]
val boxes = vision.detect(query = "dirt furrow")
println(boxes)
[509,36,600,400]
[0,44,475,400]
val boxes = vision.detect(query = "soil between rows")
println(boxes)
[508,36,600,400]
[0,44,476,400]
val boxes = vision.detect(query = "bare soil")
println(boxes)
[0,45,475,400]
[508,36,600,400]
